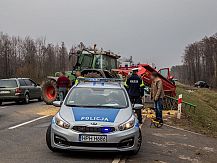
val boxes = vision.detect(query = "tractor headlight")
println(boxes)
[119,116,135,131]
[54,113,70,129]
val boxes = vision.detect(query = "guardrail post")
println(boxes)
[177,94,182,119]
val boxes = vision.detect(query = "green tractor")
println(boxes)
[42,48,120,104]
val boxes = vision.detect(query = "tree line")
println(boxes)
[171,33,217,88]
[0,32,75,83]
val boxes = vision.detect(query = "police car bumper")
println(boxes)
[50,123,140,152]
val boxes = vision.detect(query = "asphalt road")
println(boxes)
[0,102,216,163]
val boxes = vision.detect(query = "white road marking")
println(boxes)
[119,158,126,163]
[147,141,167,147]
[8,115,49,130]
[179,155,199,163]
[0,106,7,109]
[203,147,214,152]
[164,124,203,136]
[112,157,121,163]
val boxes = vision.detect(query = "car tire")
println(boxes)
[46,125,59,152]
[0,101,2,106]
[23,94,30,104]
[131,129,142,155]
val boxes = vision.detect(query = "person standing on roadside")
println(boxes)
[150,72,165,123]
[74,70,83,85]
[57,72,70,101]
[125,68,145,124]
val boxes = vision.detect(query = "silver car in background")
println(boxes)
[46,78,143,154]
[0,78,42,105]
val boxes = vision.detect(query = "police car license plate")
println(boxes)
[79,135,107,142]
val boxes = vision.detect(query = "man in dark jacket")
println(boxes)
[125,68,145,124]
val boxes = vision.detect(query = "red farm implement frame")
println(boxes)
[114,64,176,97]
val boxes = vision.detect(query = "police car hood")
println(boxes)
[59,106,132,125]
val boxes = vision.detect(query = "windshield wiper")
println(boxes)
[80,105,122,109]
[101,106,123,109]
[65,104,80,107]
[65,104,124,109]
[65,104,97,107]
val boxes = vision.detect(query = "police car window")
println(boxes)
[65,87,128,108]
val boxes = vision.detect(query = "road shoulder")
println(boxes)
[125,120,217,163]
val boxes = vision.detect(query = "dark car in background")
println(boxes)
[0,78,42,105]
[194,81,209,88]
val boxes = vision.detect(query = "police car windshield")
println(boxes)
[65,87,128,108]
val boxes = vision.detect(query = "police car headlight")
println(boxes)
[118,116,135,131]
[55,113,70,129]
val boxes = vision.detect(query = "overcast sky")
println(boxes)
[0,0,217,68]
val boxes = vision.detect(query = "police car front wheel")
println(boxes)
[131,129,142,155]
[46,125,60,152]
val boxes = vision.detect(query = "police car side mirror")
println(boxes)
[133,104,144,110]
[53,101,62,107]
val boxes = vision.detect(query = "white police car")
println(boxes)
[46,78,143,154]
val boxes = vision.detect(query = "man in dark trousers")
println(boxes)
[150,72,165,123]
[57,72,70,101]
[125,68,145,124]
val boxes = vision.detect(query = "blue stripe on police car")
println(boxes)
[72,107,120,122]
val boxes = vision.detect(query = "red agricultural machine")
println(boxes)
[113,64,176,97]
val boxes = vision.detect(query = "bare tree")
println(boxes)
[172,33,217,88]
[0,32,72,83]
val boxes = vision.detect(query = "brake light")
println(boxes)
[15,88,22,95]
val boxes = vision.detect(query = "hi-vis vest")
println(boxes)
[75,76,84,85]
[125,74,144,97]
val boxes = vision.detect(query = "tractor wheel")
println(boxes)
[42,79,57,105]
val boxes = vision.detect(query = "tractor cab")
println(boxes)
[74,49,120,71]
[42,47,120,105]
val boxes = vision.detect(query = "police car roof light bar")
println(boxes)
[77,78,123,83]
